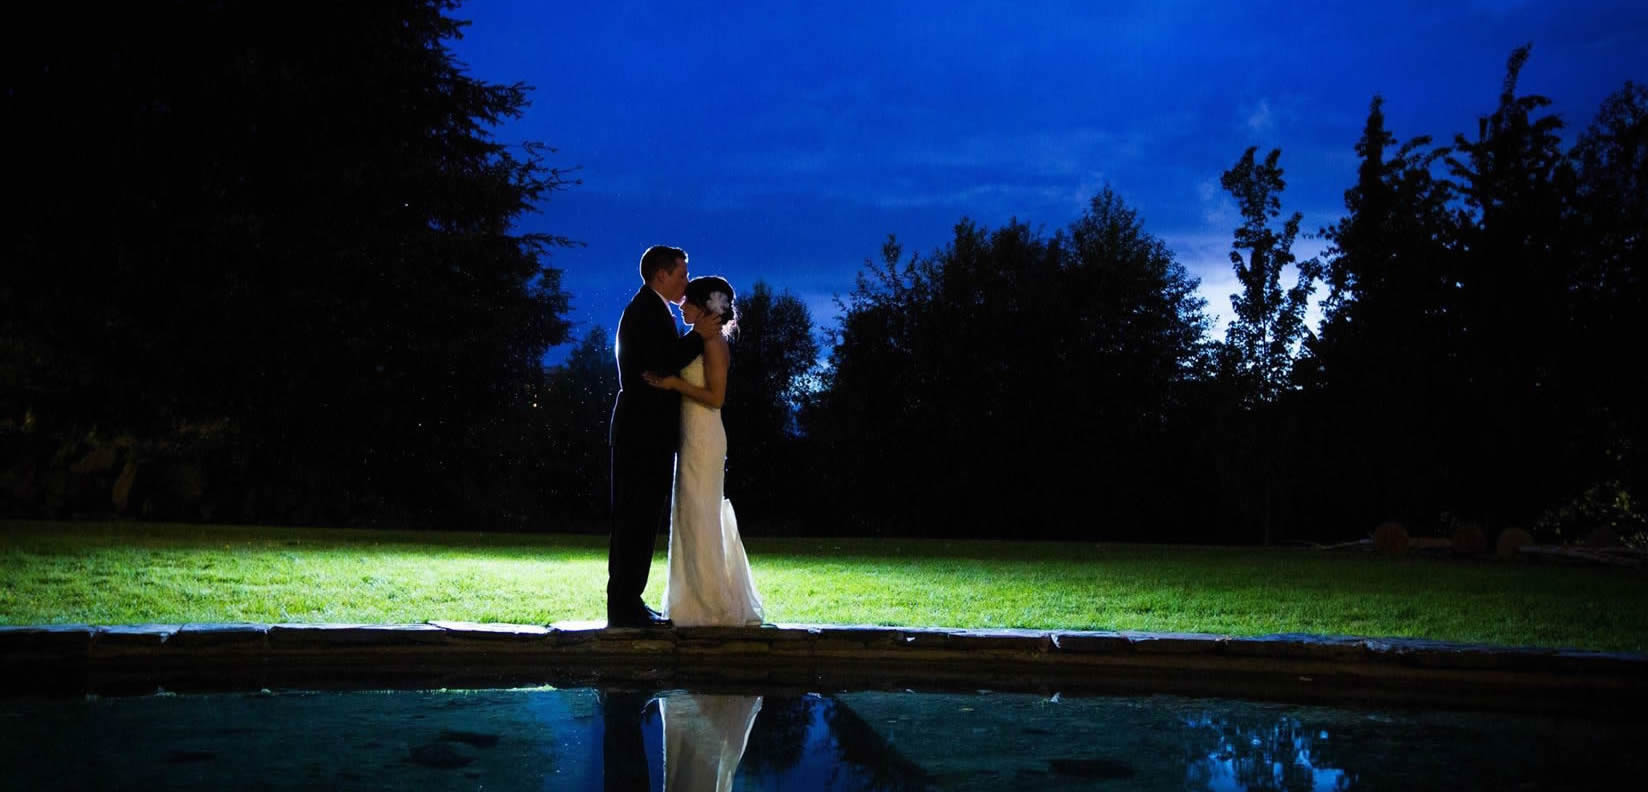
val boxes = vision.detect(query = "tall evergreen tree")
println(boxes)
[1,1,574,524]
[1443,44,1579,529]
[1307,96,1461,533]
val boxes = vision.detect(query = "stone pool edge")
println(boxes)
[2,622,1643,714]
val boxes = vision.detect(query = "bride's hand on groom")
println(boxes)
[642,372,683,391]
[692,313,724,338]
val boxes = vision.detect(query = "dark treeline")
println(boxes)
[3,3,1642,545]
[792,45,1645,544]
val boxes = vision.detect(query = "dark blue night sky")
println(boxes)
[447,0,1648,362]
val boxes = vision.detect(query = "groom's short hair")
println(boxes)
[640,245,687,282]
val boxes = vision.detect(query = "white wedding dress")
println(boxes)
[663,355,765,627]
[661,693,763,792]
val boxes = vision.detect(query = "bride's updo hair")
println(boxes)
[683,276,737,337]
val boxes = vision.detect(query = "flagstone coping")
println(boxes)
[1,621,1641,682]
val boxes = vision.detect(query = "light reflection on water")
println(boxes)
[0,686,1639,790]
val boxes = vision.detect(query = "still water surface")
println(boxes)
[2,685,1639,790]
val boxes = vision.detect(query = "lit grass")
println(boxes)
[3,520,1645,652]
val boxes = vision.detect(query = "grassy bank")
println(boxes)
[2,520,1644,652]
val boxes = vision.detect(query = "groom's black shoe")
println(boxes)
[607,606,672,629]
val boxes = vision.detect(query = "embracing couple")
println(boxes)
[606,245,764,630]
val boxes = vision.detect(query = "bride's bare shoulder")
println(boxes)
[703,335,731,369]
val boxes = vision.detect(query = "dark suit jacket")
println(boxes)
[610,286,706,453]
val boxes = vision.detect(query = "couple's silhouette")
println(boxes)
[607,245,763,630]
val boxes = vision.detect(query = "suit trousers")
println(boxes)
[608,437,675,618]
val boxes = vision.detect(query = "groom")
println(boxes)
[607,245,722,628]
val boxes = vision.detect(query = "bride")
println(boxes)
[642,276,765,628]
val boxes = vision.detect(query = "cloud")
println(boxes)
[1246,99,1275,133]
[1198,177,1238,229]
[707,126,1155,218]
[866,181,1070,212]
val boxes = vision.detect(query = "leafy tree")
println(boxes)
[1059,189,1212,535]
[1218,147,1320,405]
[1212,147,1318,544]
[808,190,1210,537]
[1066,189,1211,407]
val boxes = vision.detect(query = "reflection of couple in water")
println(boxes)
[603,690,762,792]
[601,688,934,791]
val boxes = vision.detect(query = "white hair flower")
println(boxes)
[705,291,731,316]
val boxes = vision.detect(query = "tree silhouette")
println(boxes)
[1443,43,1582,531]
[1562,81,1648,541]
[1298,47,1646,543]
[2,1,574,525]
[1306,96,1461,535]
[722,282,820,525]
[1059,189,1212,537]
[539,327,620,521]
[808,190,1210,538]
[1211,148,1319,544]
[1218,147,1320,406]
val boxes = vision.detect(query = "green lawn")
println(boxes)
[2,520,1644,652]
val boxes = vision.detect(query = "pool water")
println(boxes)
[2,685,1639,790]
